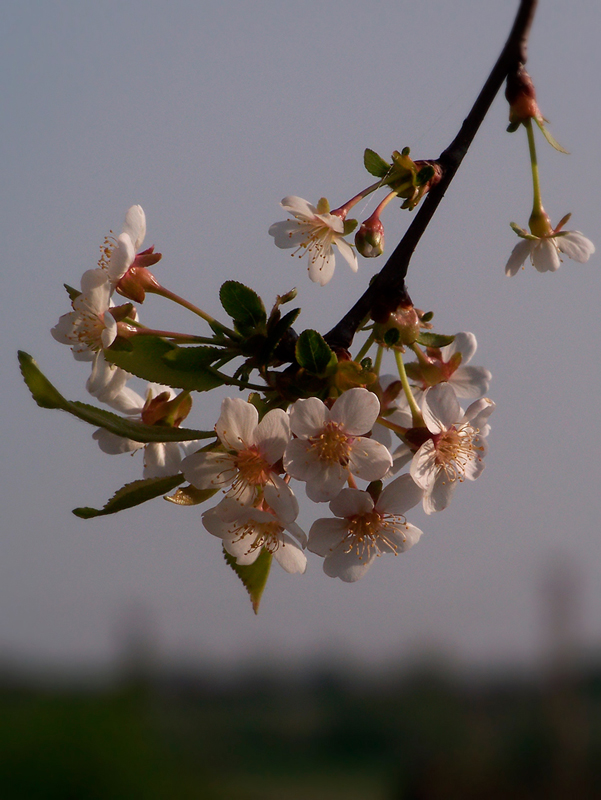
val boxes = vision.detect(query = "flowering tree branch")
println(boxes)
[324,0,538,352]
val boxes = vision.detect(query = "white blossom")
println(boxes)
[269,196,358,286]
[308,475,424,582]
[92,384,189,479]
[181,397,295,511]
[105,205,147,289]
[202,486,307,574]
[284,388,392,502]
[409,384,495,514]
[506,222,595,276]
[51,269,117,361]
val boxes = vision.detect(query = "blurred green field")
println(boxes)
[0,661,600,799]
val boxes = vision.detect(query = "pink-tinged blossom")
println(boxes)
[51,269,117,361]
[269,196,358,286]
[202,486,307,574]
[283,388,393,502]
[308,475,424,582]
[181,397,295,511]
[409,384,495,514]
[506,221,595,276]
[92,384,189,479]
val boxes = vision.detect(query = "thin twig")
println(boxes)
[324,0,538,352]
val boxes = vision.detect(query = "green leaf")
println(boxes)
[18,351,214,443]
[363,148,391,178]
[73,474,184,518]
[164,485,219,506]
[295,329,336,376]
[416,332,456,348]
[219,281,267,329]
[223,546,272,615]
[104,336,225,392]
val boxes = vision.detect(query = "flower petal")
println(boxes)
[122,205,146,251]
[329,489,374,519]
[330,388,380,435]
[335,237,358,272]
[348,437,393,481]
[557,231,595,263]
[254,408,290,464]
[215,398,259,451]
[422,384,460,434]
[505,239,533,276]
[289,397,329,438]
[377,474,423,516]
[532,239,560,272]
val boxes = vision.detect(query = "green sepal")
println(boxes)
[510,222,533,240]
[72,473,185,518]
[220,281,267,330]
[64,283,80,302]
[18,351,215,442]
[415,165,435,186]
[363,148,391,178]
[104,337,225,392]
[295,329,337,376]
[343,218,358,235]
[384,328,401,347]
[416,332,456,348]
[506,121,521,133]
[267,307,301,356]
[164,485,219,506]
[534,118,569,154]
[223,545,272,615]
[421,311,434,323]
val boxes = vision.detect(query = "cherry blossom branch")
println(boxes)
[324,0,538,352]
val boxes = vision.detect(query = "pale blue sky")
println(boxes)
[3,0,601,673]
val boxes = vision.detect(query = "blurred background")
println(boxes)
[2,0,601,796]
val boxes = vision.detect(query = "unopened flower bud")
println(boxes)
[141,389,192,427]
[116,266,162,304]
[355,216,385,258]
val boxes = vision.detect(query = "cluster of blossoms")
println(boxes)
[46,204,496,586]
[25,54,595,609]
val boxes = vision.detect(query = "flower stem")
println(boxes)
[525,118,543,216]
[148,284,239,339]
[354,331,376,362]
[373,345,384,376]
[394,349,423,425]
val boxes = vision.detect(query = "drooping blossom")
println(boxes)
[51,269,117,360]
[92,384,191,479]
[181,397,295,511]
[308,474,424,582]
[283,388,393,502]
[408,383,495,514]
[202,485,307,574]
[103,205,162,296]
[404,332,491,401]
[505,218,595,276]
[269,196,358,286]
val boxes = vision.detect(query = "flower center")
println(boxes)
[234,446,272,486]
[72,312,107,351]
[343,511,408,561]
[97,234,116,270]
[233,518,282,555]
[434,423,479,482]
[309,422,351,465]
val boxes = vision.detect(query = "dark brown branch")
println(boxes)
[324,0,538,352]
